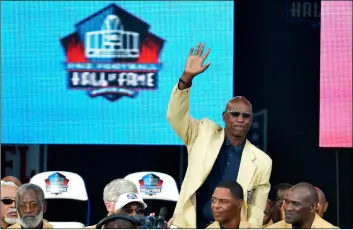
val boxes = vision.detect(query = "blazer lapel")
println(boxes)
[202,128,225,183]
[237,140,256,200]
[183,128,225,203]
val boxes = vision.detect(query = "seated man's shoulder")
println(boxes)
[7,222,20,229]
[8,220,53,229]
[206,221,220,229]
[265,220,287,228]
[316,217,339,229]
[240,219,252,228]
[43,220,54,229]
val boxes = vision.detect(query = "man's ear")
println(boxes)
[237,200,244,210]
[311,202,318,212]
[43,201,48,214]
[105,202,115,213]
[324,202,328,212]
[222,112,227,123]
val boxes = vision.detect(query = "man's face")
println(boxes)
[284,190,315,224]
[211,187,242,224]
[1,185,18,225]
[263,200,273,225]
[17,190,44,228]
[223,100,252,138]
[276,188,289,208]
[118,202,144,217]
[105,200,118,214]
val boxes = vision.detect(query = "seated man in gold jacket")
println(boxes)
[207,181,251,229]
[8,183,53,229]
[266,182,338,229]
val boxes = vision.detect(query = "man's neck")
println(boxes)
[293,215,315,229]
[220,217,241,229]
[225,133,246,147]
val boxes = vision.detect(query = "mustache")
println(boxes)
[23,214,37,218]
[6,208,17,215]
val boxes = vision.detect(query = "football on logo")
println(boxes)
[61,4,165,101]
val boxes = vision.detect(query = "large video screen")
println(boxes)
[1,1,234,145]
[319,1,352,147]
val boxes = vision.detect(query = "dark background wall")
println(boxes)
[233,0,353,227]
[44,0,353,227]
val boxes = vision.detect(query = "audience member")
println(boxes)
[95,214,139,229]
[262,199,273,227]
[269,183,292,223]
[1,180,20,229]
[315,187,328,218]
[8,183,53,229]
[1,176,22,188]
[114,192,147,218]
[266,182,337,229]
[206,181,250,229]
[104,218,138,229]
[86,178,138,228]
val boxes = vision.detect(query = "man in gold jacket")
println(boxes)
[206,181,251,229]
[167,43,272,228]
[8,183,53,229]
[266,182,337,229]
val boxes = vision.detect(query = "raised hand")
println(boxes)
[184,42,211,77]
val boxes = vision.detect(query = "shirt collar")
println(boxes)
[224,136,246,148]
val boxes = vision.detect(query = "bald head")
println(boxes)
[290,182,318,203]
[284,182,318,225]
[226,96,252,112]
[1,176,21,187]
[315,187,328,217]
[315,187,326,203]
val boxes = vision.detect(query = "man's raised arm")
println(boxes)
[166,43,211,146]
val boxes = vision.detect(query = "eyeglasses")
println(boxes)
[121,207,145,216]
[224,110,252,119]
[1,199,15,205]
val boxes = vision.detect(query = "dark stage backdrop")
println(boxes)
[234,0,353,228]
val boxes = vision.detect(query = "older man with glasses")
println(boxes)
[8,183,53,229]
[114,192,147,217]
[1,179,21,229]
[86,178,139,228]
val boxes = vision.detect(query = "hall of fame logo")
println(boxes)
[60,4,165,101]
[139,173,163,196]
[44,172,69,195]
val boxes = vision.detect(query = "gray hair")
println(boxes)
[16,183,45,207]
[103,179,138,202]
[1,180,19,188]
